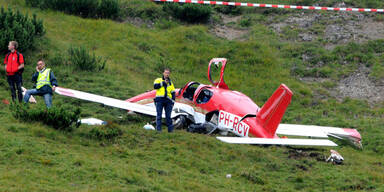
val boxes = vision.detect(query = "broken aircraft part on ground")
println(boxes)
[326,150,344,164]
[79,118,107,125]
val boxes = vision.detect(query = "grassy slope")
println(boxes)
[0,0,383,191]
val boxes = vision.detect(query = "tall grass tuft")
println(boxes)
[68,46,106,72]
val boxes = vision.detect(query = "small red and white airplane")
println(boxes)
[55,58,362,148]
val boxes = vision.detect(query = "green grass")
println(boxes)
[0,0,384,191]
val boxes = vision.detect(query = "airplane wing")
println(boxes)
[55,87,172,118]
[276,124,362,148]
[216,137,338,147]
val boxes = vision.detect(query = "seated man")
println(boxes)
[24,59,58,108]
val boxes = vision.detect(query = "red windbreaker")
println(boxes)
[4,51,24,76]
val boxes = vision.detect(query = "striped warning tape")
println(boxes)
[152,0,384,12]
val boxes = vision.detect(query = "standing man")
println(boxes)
[24,59,58,108]
[154,68,176,132]
[4,41,24,102]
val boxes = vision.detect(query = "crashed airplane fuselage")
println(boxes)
[125,58,362,148]
[55,58,362,148]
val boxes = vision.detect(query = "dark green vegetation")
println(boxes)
[68,46,107,71]
[11,104,81,132]
[163,3,213,23]
[0,0,383,191]
[0,7,44,52]
[26,0,120,19]
[87,122,123,140]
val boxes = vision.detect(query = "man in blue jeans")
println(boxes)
[24,60,58,108]
[153,68,175,132]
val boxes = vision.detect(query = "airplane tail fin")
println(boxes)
[256,84,293,137]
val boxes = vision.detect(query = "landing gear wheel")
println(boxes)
[172,115,186,129]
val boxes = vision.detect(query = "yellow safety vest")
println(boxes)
[36,68,52,89]
[154,78,175,99]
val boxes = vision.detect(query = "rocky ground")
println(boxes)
[266,11,384,103]
[334,66,384,103]
[268,11,384,49]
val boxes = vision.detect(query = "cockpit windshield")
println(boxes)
[196,89,213,104]
[181,82,200,101]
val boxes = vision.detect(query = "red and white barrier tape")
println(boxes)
[152,0,384,12]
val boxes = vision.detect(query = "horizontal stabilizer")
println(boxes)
[276,124,329,138]
[216,137,338,147]
[276,124,362,148]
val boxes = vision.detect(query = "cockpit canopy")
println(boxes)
[179,82,200,101]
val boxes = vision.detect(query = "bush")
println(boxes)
[68,46,106,71]
[98,0,121,19]
[239,17,252,28]
[163,3,212,23]
[26,0,120,19]
[88,122,123,140]
[123,0,165,20]
[11,104,81,132]
[214,5,242,15]
[0,7,45,53]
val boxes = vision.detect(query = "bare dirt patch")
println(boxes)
[210,26,249,40]
[333,66,384,103]
[210,14,249,41]
[287,149,326,162]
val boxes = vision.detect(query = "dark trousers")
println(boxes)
[155,98,174,132]
[7,74,23,102]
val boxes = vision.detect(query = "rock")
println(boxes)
[299,33,313,41]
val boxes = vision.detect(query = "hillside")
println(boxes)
[0,0,383,191]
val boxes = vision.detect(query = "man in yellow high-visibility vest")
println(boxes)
[154,68,175,132]
[23,59,58,108]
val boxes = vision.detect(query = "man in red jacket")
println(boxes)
[4,41,24,102]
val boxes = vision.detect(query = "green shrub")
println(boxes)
[374,14,384,22]
[163,3,212,23]
[214,5,242,15]
[0,7,45,53]
[88,122,123,140]
[239,17,252,28]
[370,58,384,80]
[11,104,81,132]
[68,46,106,71]
[26,0,120,19]
[123,0,165,20]
[98,0,121,19]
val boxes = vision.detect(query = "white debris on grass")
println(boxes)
[79,118,107,125]
[144,123,155,130]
